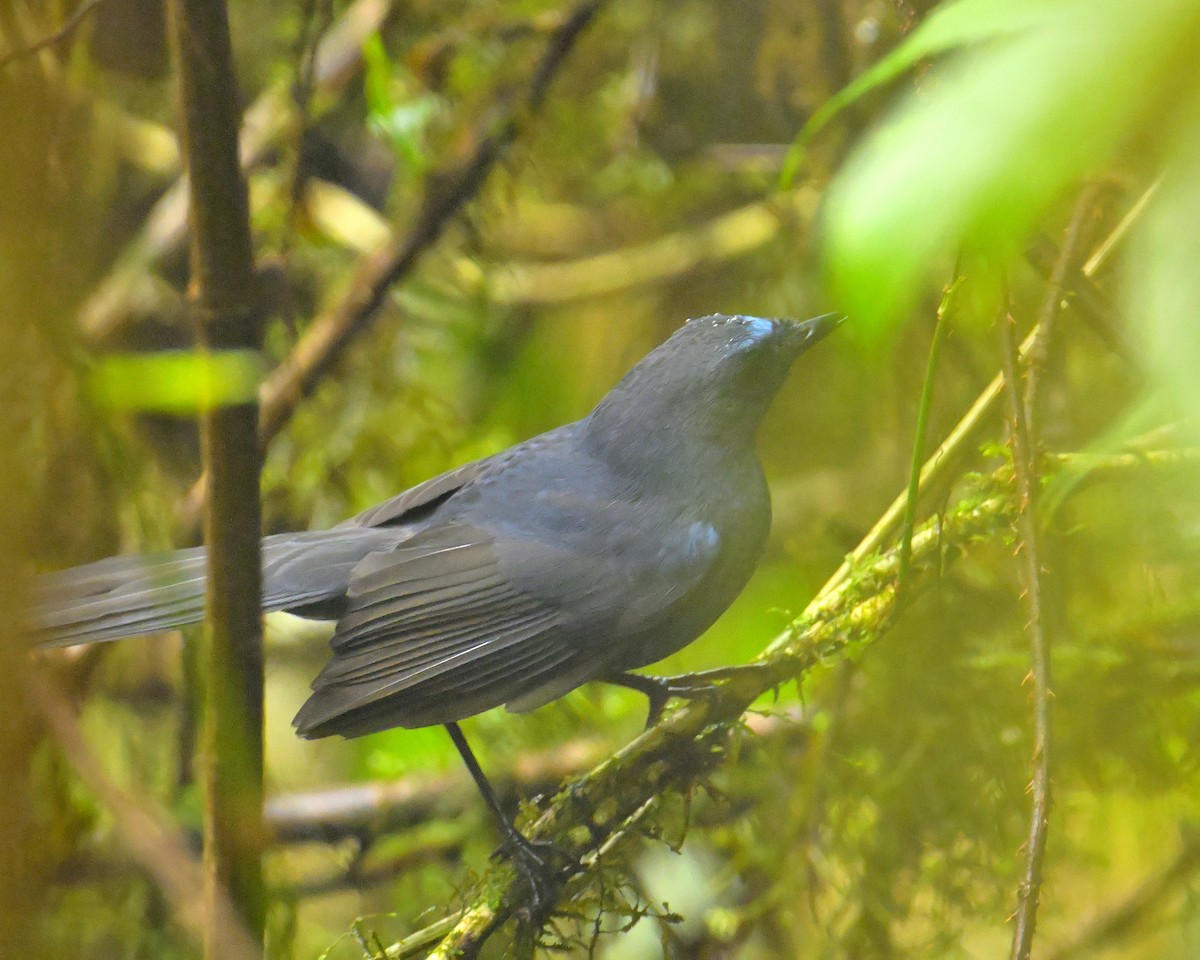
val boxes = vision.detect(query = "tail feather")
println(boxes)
[34,549,209,647]
[33,527,407,647]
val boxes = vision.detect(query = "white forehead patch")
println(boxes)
[739,316,776,342]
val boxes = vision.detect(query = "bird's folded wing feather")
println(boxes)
[292,524,576,734]
[294,491,723,735]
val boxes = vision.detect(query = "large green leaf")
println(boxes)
[822,0,1200,333]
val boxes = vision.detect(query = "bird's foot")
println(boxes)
[495,828,572,921]
[610,665,773,728]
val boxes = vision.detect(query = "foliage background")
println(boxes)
[3,0,1200,957]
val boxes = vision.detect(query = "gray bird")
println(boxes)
[34,311,840,901]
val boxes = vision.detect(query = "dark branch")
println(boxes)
[165,0,265,951]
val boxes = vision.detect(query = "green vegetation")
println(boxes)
[2,0,1199,957]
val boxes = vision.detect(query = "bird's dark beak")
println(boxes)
[793,312,845,347]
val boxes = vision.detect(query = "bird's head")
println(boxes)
[585,313,842,459]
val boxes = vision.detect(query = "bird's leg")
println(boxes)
[608,664,774,728]
[444,722,566,917]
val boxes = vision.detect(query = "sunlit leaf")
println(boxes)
[822,0,1200,334]
[90,350,264,414]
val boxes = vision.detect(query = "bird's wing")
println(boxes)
[294,480,725,736]
[292,523,579,736]
[494,488,724,636]
[340,455,494,529]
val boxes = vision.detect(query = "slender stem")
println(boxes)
[1001,307,1054,960]
[1025,188,1098,432]
[897,274,959,603]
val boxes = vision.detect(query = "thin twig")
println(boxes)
[1000,305,1054,960]
[0,0,108,71]
[177,0,606,530]
[1024,188,1099,431]
[78,0,396,343]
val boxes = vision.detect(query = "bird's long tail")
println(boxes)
[32,528,404,647]
[34,548,211,646]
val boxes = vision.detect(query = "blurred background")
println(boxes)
[2,0,1200,957]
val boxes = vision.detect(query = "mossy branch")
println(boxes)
[419,447,1200,957]
[403,472,1018,958]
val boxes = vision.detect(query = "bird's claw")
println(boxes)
[609,665,769,728]
[642,676,723,727]
[497,831,571,920]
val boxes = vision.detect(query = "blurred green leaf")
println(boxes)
[361,32,440,176]
[90,350,264,414]
[1126,90,1200,442]
[822,0,1200,333]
